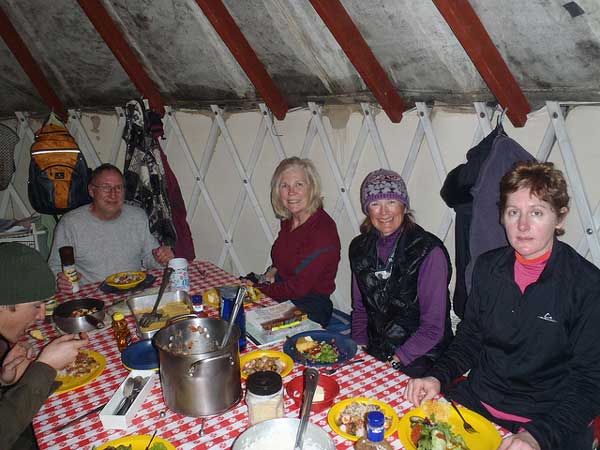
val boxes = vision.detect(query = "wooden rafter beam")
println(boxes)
[0,6,67,118]
[309,0,405,123]
[433,0,531,127]
[194,0,288,120]
[77,0,165,115]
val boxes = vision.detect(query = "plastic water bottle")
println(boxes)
[354,411,393,450]
[220,287,247,351]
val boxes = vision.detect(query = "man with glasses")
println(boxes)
[49,163,174,293]
[1,243,88,450]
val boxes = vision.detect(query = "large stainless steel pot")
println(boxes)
[153,315,242,417]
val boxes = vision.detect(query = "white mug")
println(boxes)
[168,258,190,292]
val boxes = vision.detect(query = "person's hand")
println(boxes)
[37,333,89,371]
[0,342,36,385]
[497,431,541,450]
[264,266,277,284]
[404,376,441,407]
[152,246,175,266]
[56,271,74,294]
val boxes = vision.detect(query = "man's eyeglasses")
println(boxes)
[92,184,124,194]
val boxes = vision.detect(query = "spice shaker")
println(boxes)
[246,371,284,425]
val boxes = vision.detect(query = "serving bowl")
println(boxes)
[53,298,106,334]
[127,290,192,339]
[285,373,340,413]
[231,418,335,450]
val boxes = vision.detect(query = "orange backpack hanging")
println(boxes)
[28,112,91,215]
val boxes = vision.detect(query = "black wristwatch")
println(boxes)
[387,354,402,371]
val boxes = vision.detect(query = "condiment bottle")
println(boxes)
[58,246,80,293]
[191,295,208,318]
[354,411,393,450]
[111,312,131,352]
[246,371,284,425]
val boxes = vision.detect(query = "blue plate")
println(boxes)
[283,330,357,367]
[121,339,159,371]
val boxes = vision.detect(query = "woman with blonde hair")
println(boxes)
[253,157,341,326]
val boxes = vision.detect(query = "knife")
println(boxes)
[55,402,107,432]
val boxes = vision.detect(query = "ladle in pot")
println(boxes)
[219,286,246,349]
[294,368,320,450]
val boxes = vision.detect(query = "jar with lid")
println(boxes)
[246,371,284,425]
[111,312,131,352]
[354,411,393,450]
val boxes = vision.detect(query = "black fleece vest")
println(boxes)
[349,224,453,362]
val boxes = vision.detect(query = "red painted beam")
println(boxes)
[309,0,405,123]
[0,6,67,118]
[77,0,165,115]
[194,0,288,120]
[433,0,531,127]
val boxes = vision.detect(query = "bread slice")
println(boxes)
[296,336,318,353]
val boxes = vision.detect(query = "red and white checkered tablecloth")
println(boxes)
[32,261,506,450]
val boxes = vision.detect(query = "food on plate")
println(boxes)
[70,306,99,317]
[246,286,262,302]
[57,351,100,378]
[295,336,339,363]
[242,355,286,377]
[104,443,168,450]
[336,401,393,438]
[313,385,325,402]
[409,400,469,450]
[137,301,192,332]
[202,287,220,308]
[29,329,44,341]
[111,272,144,285]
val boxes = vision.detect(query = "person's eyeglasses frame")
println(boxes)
[92,184,124,194]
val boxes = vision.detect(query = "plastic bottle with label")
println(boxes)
[111,312,131,352]
[58,246,80,293]
[354,411,393,450]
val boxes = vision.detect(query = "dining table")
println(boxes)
[31,260,507,450]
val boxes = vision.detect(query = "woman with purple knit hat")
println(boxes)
[349,168,453,377]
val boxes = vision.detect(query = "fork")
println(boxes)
[450,399,477,433]
[323,358,364,375]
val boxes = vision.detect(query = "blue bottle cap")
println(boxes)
[367,410,385,427]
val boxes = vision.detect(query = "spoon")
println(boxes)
[117,376,144,415]
[219,286,246,349]
[294,368,319,450]
[113,377,135,415]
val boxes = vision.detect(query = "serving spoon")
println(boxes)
[294,368,320,450]
[139,267,173,328]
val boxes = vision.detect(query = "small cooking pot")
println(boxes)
[53,298,106,334]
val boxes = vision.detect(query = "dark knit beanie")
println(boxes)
[0,243,55,305]
[360,169,410,214]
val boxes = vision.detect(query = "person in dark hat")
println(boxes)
[0,243,88,450]
[349,169,453,377]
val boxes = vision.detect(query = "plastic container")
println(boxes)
[168,257,189,292]
[59,246,80,293]
[246,371,284,425]
[219,286,246,351]
[354,411,393,450]
[191,295,208,318]
[112,312,131,352]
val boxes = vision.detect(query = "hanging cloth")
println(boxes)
[147,110,196,261]
[122,100,177,248]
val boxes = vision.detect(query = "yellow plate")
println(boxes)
[327,397,399,441]
[54,350,106,394]
[397,404,502,450]
[96,435,176,450]
[240,350,294,379]
[105,271,147,289]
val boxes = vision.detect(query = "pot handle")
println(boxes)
[188,353,235,377]
[166,314,198,326]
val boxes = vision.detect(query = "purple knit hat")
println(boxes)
[360,169,410,214]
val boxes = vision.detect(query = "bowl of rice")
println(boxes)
[232,418,335,450]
